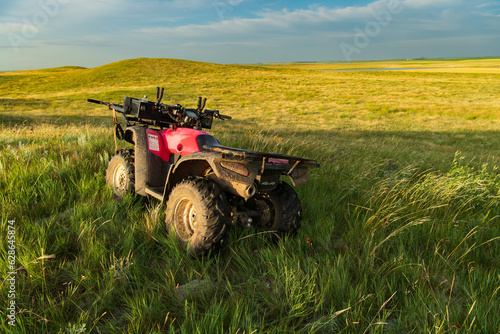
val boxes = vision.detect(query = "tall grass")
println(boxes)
[0,58,499,333]
[1,123,498,333]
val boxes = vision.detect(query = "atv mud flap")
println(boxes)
[285,160,312,187]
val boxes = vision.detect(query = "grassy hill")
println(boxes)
[0,58,499,333]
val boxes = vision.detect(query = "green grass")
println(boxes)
[0,58,499,333]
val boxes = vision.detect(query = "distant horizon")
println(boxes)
[1,0,500,71]
[2,55,500,73]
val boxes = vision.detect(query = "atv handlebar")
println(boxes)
[217,113,232,120]
[87,98,125,113]
[87,87,231,130]
[87,98,103,105]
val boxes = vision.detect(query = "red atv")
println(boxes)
[88,88,319,255]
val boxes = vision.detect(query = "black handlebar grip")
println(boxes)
[220,115,232,120]
[87,99,102,104]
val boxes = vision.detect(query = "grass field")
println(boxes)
[1,57,499,333]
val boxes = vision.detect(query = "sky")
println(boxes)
[0,0,499,70]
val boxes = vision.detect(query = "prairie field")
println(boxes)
[0,58,499,333]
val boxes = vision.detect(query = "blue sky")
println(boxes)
[1,0,499,70]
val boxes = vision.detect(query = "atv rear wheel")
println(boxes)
[249,182,302,240]
[165,178,230,256]
[106,149,135,198]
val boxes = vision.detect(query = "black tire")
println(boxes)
[165,178,230,256]
[105,149,135,198]
[249,182,302,240]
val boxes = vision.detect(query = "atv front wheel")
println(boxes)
[105,149,135,198]
[165,178,230,256]
[249,182,302,240]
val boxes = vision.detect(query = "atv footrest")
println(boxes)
[145,187,164,201]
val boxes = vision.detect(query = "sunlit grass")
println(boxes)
[0,58,499,333]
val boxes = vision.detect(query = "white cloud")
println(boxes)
[136,0,467,40]
[0,23,25,34]
[401,0,460,9]
[1,0,499,69]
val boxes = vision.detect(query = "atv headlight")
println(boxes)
[220,161,250,177]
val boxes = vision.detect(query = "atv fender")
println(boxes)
[165,152,260,200]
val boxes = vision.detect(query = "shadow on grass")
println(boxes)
[0,98,52,108]
[1,117,498,333]
[0,112,112,126]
